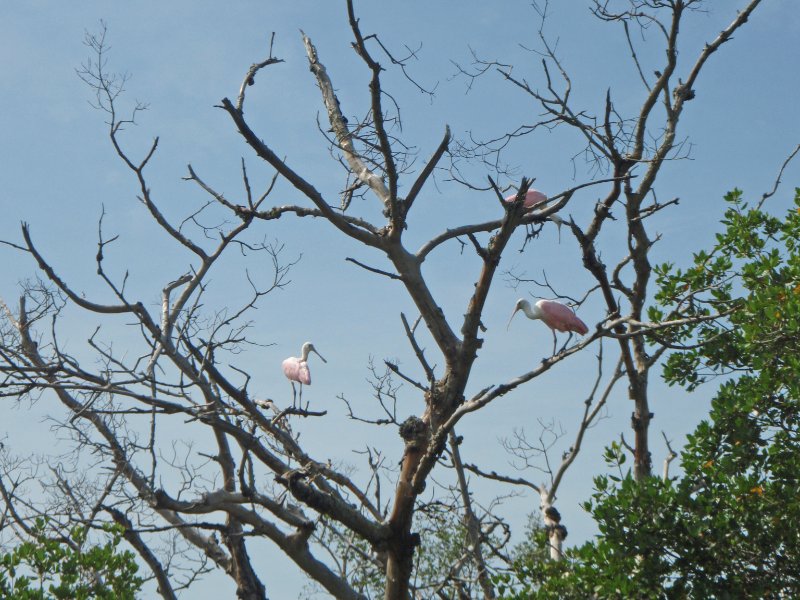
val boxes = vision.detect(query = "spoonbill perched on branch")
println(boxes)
[508,298,588,354]
[282,342,326,406]
[505,188,548,210]
[504,189,565,241]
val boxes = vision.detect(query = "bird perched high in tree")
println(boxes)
[282,342,326,407]
[508,298,589,354]
[504,188,565,241]
[504,188,549,210]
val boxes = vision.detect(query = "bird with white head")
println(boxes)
[282,342,326,407]
[508,298,588,354]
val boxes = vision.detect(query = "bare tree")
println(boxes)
[0,1,766,599]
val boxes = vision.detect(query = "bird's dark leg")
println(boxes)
[298,382,303,408]
[291,381,297,409]
[551,330,558,356]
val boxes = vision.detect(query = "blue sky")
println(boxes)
[2,1,799,597]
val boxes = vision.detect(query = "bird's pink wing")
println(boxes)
[538,300,588,334]
[298,361,311,385]
[282,357,302,383]
[504,189,547,210]
[569,315,589,335]
[522,189,547,209]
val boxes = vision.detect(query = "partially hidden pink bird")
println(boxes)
[504,188,549,210]
[504,189,565,241]
[508,298,588,353]
[282,342,326,406]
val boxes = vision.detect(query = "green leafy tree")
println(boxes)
[499,188,800,598]
[0,520,143,600]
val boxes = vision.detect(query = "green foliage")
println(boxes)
[493,515,573,600]
[654,188,800,391]
[500,189,800,598]
[0,520,143,600]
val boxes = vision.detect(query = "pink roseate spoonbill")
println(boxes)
[282,342,326,407]
[504,189,564,242]
[508,298,589,354]
[504,188,548,210]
